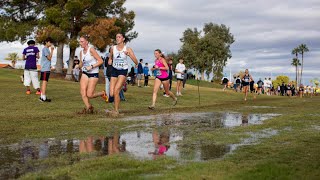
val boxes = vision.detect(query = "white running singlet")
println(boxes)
[81,47,99,73]
[112,45,128,70]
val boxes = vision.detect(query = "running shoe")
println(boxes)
[148,105,155,110]
[26,90,31,95]
[101,91,108,103]
[163,94,170,97]
[36,90,41,95]
[39,97,51,102]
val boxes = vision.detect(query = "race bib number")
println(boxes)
[155,70,162,76]
[245,78,249,82]
[113,60,125,69]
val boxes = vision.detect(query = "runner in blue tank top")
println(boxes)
[241,69,253,101]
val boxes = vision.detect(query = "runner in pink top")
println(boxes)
[148,49,177,110]
[155,59,168,79]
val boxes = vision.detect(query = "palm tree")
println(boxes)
[298,44,309,85]
[291,58,301,88]
[291,47,300,84]
[5,53,20,68]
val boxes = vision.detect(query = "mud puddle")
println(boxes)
[121,112,280,128]
[1,112,280,178]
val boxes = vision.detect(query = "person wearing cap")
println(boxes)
[22,40,41,95]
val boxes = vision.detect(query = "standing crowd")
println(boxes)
[21,33,318,116]
[221,71,319,101]
[21,33,192,117]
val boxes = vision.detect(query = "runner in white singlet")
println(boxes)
[78,35,104,114]
[108,33,138,117]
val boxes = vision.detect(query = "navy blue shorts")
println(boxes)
[156,76,169,81]
[82,72,99,78]
[40,71,50,81]
[243,82,249,86]
[111,67,128,77]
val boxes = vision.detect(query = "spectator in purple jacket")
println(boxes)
[22,40,41,95]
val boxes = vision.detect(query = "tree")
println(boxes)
[310,78,319,88]
[203,23,234,81]
[291,47,300,85]
[5,53,22,68]
[178,23,234,81]
[166,52,180,68]
[272,75,289,88]
[80,18,120,52]
[1,0,138,79]
[0,0,44,42]
[36,25,67,74]
[291,58,301,87]
[298,44,309,85]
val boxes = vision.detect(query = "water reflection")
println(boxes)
[1,112,280,178]
[0,129,231,178]
[122,112,280,128]
[0,133,127,179]
[148,129,170,159]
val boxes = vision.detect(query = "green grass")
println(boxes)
[0,68,319,179]
[183,78,223,89]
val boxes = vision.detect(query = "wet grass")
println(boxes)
[1,68,319,179]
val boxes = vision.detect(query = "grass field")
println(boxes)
[0,68,319,179]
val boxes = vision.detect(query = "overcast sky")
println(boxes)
[1,0,319,83]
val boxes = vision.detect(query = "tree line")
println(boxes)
[1,1,235,82]
[0,0,136,80]
[168,23,235,82]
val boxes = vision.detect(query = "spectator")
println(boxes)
[143,62,149,87]
[22,40,41,95]
[137,59,143,87]
[257,78,264,95]
[221,74,229,91]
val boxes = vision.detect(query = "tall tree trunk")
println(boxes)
[65,47,76,80]
[55,42,64,74]
[300,53,304,85]
[295,53,299,86]
[201,71,205,81]
[195,69,199,80]
[297,67,300,86]
[295,66,298,88]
